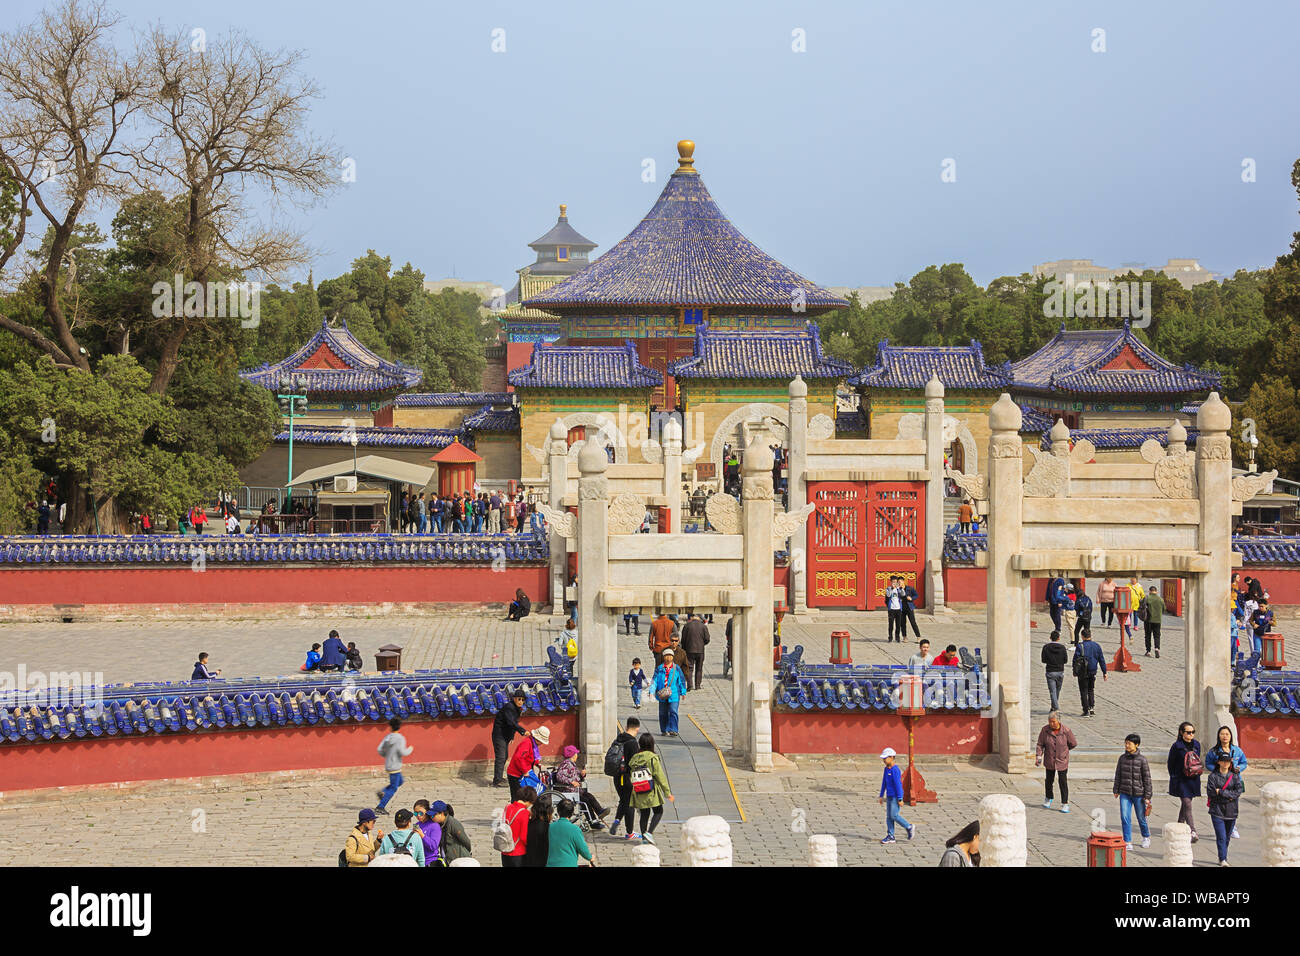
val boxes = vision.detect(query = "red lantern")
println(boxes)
[1261,633,1287,670]
[1087,830,1127,867]
[830,630,853,665]
[896,674,924,716]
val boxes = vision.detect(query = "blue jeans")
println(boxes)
[1210,814,1233,863]
[378,771,404,810]
[1119,793,1149,842]
[418,514,427,533]
[659,698,679,734]
[1253,633,1263,657]
[885,796,911,838]
[631,684,643,706]
[474,514,483,533]
[1049,604,1061,632]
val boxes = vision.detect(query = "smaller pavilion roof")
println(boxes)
[240,318,423,394]
[1010,322,1220,394]
[507,341,663,389]
[431,439,483,464]
[529,204,597,251]
[849,341,1013,390]
[669,325,853,380]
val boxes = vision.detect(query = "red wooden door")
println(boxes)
[866,482,925,610]
[806,482,866,609]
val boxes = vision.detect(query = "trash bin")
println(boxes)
[1261,633,1287,670]
[1086,830,1127,867]
[830,630,853,665]
[375,644,403,671]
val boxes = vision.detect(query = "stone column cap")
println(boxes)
[550,419,568,442]
[789,374,807,399]
[925,374,944,399]
[578,439,608,474]
[990,392,1022,432]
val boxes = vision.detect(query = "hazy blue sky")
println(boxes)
[8,0,1300,289]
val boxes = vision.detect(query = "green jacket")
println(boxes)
[546,817,592,867]
[1143,592,1165,624]
[439,816,472,863]
[628,750,672,810]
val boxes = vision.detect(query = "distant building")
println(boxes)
[827,286,896,305]
[1034,257,1217,289]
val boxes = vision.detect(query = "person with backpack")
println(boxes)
[437,803,472,864]
[1168,721,1204,843]
[413,800,443,866]
[522,793,553,867]
[628,732,673,845]
[606,716,641,839]
[1073,585,1093,644]
[375,717,413,815]
[1206,726,1248,840]
[1071,627,1107,717]
[377,808,426,865]
[1113,733,1153,850]
[495,786,534,867]
[1141,585,1165,658]
[342,808,384,867]
[1206,752,1245,866]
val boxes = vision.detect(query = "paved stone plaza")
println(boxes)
[0,600,1292,866]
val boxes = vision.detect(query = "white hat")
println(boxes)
[532,726,551,745]
[662,647,675,657]
[879,747,897,759]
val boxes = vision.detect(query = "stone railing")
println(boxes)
[0,648,577,745]
[0,531,549,566]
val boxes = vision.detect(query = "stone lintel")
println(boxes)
[1011,551,1211,574]
[1022,498,1201,525]
[600,588,754,609]
[609,534,742,560]
[808,439,927,456]
[804,469,932,482]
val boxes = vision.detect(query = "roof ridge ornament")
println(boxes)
[676,139,696,173]
[559,203,567,219]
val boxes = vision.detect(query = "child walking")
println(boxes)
[628,658,649,709]
[878,747,915,844]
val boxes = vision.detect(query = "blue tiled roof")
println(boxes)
[836,408,868,433]
[774,645,989,712]
[463,404,520,432]
[240,319,423,394]
[1010,322,1220,394]
[942,530,1292,568]
[669,325,853,379]
[508,340,663,389]
[1038,426,1199,451]
[395,391,511,408]
[522,162,847,311]
[1231,655,1300,716]
[849,340,1014,389]
[943,531,988,564]
[274,425,465,448]
[0,653,578,745]
[1018,404,1057,433]
[0,532,549,566]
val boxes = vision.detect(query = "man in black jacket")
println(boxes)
[1041,630,1068,712]
[491,689,531,787]
[609,716,641,837]
[680,613,710,690]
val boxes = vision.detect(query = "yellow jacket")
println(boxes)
[1128,582,1145,611]
[345,826,378,867]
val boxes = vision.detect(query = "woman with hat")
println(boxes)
[652,647,689,737]
[627,732,673,845]
[552,744,611,830]
[507,725,550,800]
[413,799,443,866]
[1206,751,1245,866]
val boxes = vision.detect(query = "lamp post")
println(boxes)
[896,673,938,806]
[277,373,309,509]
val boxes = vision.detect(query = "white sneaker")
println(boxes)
[1060,804,1070,813]
[1125,842,1133,850]
[1232,826,1240,839]
[1042,798,1053,809]
[1141,837,1150,849]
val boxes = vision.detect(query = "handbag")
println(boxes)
[630,761,654,794]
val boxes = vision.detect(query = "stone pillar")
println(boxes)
[662,416,683,532]
[631,843,661,867]
[751,680,773,771]
[923,375,947,613]
[1260,781,1300,866]
[735,434,775,769]
[787,376,809,614]
[986,394,1030,772]
[682,815,733,866]
[1191,394,1234,744]
[978,793,1027,867]
[448,857,481,867]
[575,439,617,754]
[1162,822,1193,866]
[808,834,837,867]
[548,419,569,617]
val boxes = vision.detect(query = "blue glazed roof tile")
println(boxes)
[1018,404,1058,433]
[508,340,663,389]
[394,391,511,408]
[522,159,847,312]
[849,341,1014,389]
[835,408,868,434]
[274,425,464,448]
[463,405,520,432]
[669,324,853,379]
[240,319,423,394]
[1038,427,1199,451]
[1010,322,1219,394]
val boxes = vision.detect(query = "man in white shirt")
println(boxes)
[885,576,905,643]
[907,639,933,671]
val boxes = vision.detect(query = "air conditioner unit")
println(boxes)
[334,475,357,493]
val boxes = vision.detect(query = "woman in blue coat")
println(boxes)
[1167,721,1203,842]
[653,648,689,737]
[1206,725,1247,840]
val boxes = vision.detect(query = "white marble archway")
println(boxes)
[709,403,789,471]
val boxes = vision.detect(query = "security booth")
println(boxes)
[289,455,434,533]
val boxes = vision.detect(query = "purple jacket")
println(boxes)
[417,819,442,864]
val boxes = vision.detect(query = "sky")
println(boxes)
[7,0,1300,289]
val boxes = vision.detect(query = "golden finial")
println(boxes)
[676,140,696,172]
[559,203,567,218]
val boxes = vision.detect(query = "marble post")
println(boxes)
[631,843,661,867]
[986,395,1030,772]
[808,834,837,867]
[787,375,809,614]
[978,793,1027,867]
[1162,822,1193,866]
[1259,781,1300,866]
[548,419,569,617]
[662,416,683,532]
[1191,395,1235,744]
[923,375,947,612]
[576,439,617,755]
[735,434,775,769]
[682,815,733,866]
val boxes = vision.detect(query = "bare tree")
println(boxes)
[138,25,340,393]
[0,0,146,370]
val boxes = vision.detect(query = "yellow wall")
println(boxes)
[391,406,474,429]
[866,390,998,453]
[517,389,655,480]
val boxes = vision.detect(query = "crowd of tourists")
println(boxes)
[397,489,543,535]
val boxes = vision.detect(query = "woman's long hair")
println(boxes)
[638,732,656,753]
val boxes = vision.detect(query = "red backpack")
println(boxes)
[1183,747,1204,777]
